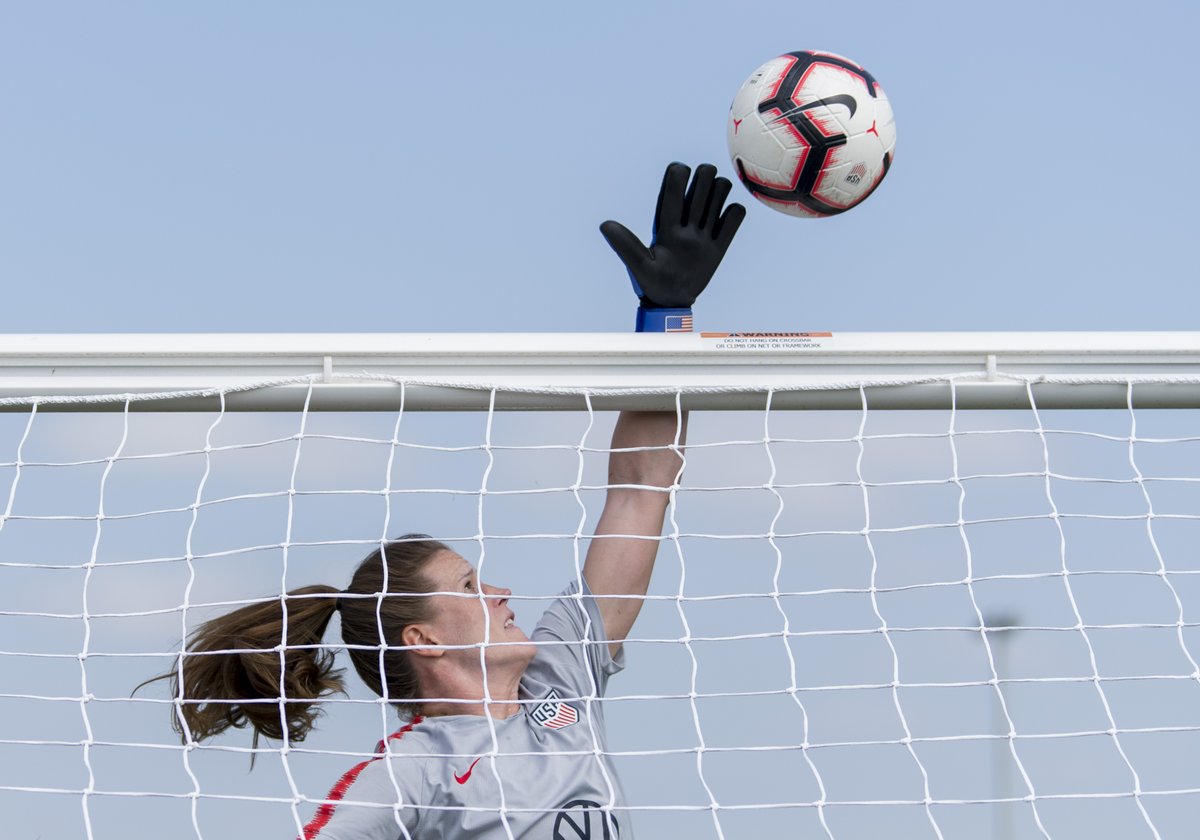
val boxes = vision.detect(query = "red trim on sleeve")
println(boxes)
[301,716,423,839]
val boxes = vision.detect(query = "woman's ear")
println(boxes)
[402,623,443,658]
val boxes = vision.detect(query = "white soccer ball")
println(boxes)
[727,51,896,218]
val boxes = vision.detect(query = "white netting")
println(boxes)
[3,376,1200,839]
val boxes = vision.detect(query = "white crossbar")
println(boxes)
[2,332,1199,410]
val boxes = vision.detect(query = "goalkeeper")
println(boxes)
[150,162,743,839]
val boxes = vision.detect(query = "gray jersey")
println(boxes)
[303,580,630,839]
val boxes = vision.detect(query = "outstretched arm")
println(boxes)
[587,160,740,653]
[583,410,687,656]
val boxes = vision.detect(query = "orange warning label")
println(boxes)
[700,332,833,338]
[700,332,832,350]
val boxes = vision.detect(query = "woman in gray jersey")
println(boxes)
[161,412,678,840]
[146,162,744,839]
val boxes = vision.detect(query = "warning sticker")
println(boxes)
[700,332,832,350]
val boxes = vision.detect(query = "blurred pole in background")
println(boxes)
[984,612,1019,840]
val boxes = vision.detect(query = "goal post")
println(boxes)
[3,331,1200,411]
[3,331,1200,840]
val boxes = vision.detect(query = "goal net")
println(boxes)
[3,332,1200,840]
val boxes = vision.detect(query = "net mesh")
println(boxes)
[3,376,1200,839]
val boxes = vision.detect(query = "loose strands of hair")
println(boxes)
[135,536,448,752]
[138,584,344,750]
[337,537,447,719]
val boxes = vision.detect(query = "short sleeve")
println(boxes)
[525,578,626,700]
[302,750,425,840]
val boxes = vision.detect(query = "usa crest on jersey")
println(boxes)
[530,689,578,730]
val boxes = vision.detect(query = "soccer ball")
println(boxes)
[727,51,896,218]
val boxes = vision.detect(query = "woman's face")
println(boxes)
[420,550,537,671]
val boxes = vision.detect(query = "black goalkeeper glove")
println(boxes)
[600,162,745,332]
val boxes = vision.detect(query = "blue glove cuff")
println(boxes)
[636,306,693,333]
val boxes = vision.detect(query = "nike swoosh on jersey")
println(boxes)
[454,756,483,785]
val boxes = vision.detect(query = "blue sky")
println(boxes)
[2,1,1197,335]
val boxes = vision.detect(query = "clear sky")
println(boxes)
[3,3,1200,840]
[2,1,1198,335]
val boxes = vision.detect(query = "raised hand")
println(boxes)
[601,162,745,332]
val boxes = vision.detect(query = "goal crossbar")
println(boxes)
[2,331,1200,411]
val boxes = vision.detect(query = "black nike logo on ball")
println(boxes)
[797,94,857,119]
